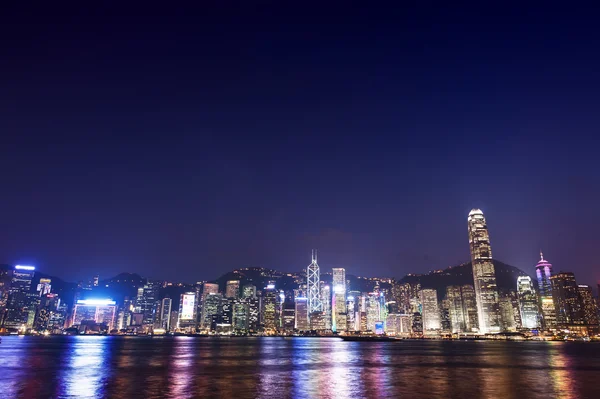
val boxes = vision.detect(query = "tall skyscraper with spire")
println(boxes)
[307,250,322,318]
[467,209,501,333]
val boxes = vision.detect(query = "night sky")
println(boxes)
[1,3,599,286]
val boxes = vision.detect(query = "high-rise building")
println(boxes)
[4,265,36,330]
[36,278,52,296]
[232,299,249,333]
[202,293,222,331]
[498,296,517,331]
[159,298,172,330]
[420,289,440,332]
[551,272,584,326]
[320,284,331,329]
[332,267,347,332]
[262,285,278,333]
[446,286,466,333]
[467,209,501,333]
[577,285,599,335]
[137,281,159,328]
[178,292,197,331]
[307,250,322,318]
[226,280,241,299]
[536,252,553,297]
[460,285,479,332]
[294,296,309,331]
[200,283,220,329]
[282,302,295,333]
[517,276,539,329]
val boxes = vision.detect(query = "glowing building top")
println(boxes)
[535,251,553,297]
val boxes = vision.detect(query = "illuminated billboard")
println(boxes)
[375,321,384,335]
[15,265,35,271]
[181,293,196,320]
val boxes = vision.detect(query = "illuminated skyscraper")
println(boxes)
[159,298,172,330]
[201,293,222,331]
[242,284,257,299]
[226,280,241,299]
[460,285,479,332]
[320,284,331,329]
[517,276,539,329]
[4,265,36,330]
[307,250,322,316]
[467,209,501,333]
[262,284,278,333]
[420,289,440,332]
[332,267,347,332]
[551,272,584,326]
[578,285,599,335]
[137,281,159,328]
[178,292,197,331]
[536,252,553,297]
[294,296,309,331]
[446,286,465,333]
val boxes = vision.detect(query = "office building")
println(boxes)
[242,284,257,299]
[467,209,501,333]
[294,297,309,331]
[178,292,197,331]
[159,298,172,330]
[261,285,278,333]
[4,265,36,330]
[420,289,440,332]
[446,286,466,333]
[332,267,347,332]
[551,272,584,326]
[517,276,539,329]
[201,293,222,331]
[578,285,599,335]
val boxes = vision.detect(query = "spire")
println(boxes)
[540,250,544,261]
[315,249,318,263]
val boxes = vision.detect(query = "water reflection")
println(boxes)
[1,336,600,398]
[62,336,111,398]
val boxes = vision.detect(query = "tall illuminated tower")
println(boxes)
[332,267,347,332]
[516,276,539,329]
[467,209,500,333]
[307,250,322,316]
[536,251,553,297]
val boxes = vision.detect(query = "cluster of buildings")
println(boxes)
[0,209,598,338]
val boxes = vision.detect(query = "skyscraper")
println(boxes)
[467,209,501,333]
[307,250,322,316]
[577,285,599,335]
[460,285,479,332]
[159,298,172,330]
[446,286,465,333]
[4,265,36,330]
[262,285,278,333]
[536,251,553,297]
[516,276,539,329]
[420,289,441,332]
[178,292,197,331]
[332,267,347,332]
[294,296,309,331]
[551,272,584,326]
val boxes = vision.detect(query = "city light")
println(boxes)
[266,284,275,289]
[15,265,35,271]
[334,285,345,294]
[76,299,116,306]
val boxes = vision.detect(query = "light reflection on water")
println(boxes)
[1,336,599,398]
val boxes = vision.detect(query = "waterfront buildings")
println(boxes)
[178,292,197,331]
[294,296,309,331]
[467,209,501,333]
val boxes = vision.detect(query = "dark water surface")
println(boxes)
[1,336,599,398]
